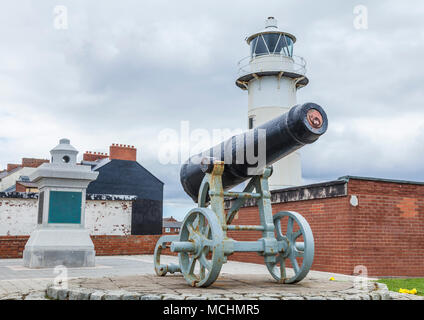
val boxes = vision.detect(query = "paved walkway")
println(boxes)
[0,255,156,299]
[0,255,422,300]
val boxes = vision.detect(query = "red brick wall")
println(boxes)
[227,196,351,274]
[0,236,29,258]
[91,235,161,256]
[83,152,109,162]
[0,235,162,259]
[346,179,424,277]
[15,182,27,193]
[21,158,49,168]
[229,179,424,277]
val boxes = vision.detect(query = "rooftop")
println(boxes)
[163,217,182,228]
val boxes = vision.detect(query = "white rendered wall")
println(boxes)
[0,198,37,235]
[0,197,132,236]
[247,75,302,189]
[0,167,36,192]
[248,76,296,113]
[85,200,132,235]
[269,154,302,189]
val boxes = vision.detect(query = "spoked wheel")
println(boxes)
[266,211,314,284]
[179,207,224,287]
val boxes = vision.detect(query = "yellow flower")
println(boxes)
[329,277,335,281]
[399,288,418,295]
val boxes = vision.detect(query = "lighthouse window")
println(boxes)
[283,36,294,57]
[262,33,280,54]
[251,34,294,57]
[273,34,283,54]
[250,37,258,56]
[253,36,268,56]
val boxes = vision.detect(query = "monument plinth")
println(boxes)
[23,138,99,268]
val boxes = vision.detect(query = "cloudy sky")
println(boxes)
[1,1,423,220]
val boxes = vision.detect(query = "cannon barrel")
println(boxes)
[180,102,328,202]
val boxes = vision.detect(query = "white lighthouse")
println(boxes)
[236,17,309,189]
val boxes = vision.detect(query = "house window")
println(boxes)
[165,228,170,233]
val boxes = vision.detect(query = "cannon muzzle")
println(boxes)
[180,102,328,202]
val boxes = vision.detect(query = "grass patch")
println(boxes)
[377,278,424,296]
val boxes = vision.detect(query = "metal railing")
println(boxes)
[237,53,307,77]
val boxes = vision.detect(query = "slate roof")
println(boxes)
[0,166,23,179]
[3,185,15,192]
[86,159,163,201]
[163,220,182,228]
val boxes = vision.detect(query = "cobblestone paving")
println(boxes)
[1,255,423,300]
[43,274,423,301]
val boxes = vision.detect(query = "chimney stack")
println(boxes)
[22,158,50,168]
[109,143,137,161]
[7,163,21,172]
[83,151,109,162]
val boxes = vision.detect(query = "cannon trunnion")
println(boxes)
[154,103,328,287]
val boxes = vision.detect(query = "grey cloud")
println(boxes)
[1,0,424,209]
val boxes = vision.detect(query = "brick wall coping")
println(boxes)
[339,175,424,186]
[0,192,38,199]
[225,179,348,209]
[224,174,424,209]
[87,194,137,201]
[0,192,137,201]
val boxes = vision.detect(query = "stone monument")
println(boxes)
[23,138,99,268]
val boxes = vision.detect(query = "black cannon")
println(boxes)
[180,102,328,202]
[154,102,328,287]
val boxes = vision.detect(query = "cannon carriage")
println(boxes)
[154,102,328,287]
